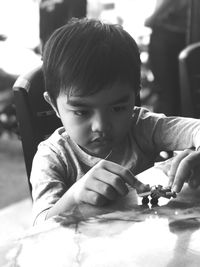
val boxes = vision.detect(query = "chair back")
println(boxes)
[13,66,62,191]
[179,42,200,118]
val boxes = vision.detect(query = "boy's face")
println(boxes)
[45,82,136,158]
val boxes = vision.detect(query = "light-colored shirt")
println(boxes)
[30,107,200,224]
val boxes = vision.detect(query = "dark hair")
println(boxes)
[42,18,141,106]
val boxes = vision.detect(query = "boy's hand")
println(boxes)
[71,160,140,206]
[168,149,200,193]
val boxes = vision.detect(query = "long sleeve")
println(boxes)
[132,108,200,154]
[30,142,70,225]
[152,116,200,151]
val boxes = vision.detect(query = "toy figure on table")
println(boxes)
[138,184,176,205]
[93,149,177,207]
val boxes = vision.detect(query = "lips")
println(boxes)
[89,136,113,151]
[87,136,113,157]
[91,137,111,145]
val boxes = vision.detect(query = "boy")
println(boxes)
[31,18,200,225]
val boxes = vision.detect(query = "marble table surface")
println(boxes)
[1,160,200,267]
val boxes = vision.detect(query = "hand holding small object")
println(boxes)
[71,159,151,206]
[168,148,200,192]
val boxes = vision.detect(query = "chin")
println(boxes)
[93,149,112,159]
[83,146,108,159]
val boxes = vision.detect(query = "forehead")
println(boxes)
[65,83,135,107]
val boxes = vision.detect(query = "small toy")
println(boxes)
[138,185,177,205]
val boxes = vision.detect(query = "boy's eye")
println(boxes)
[73,110,89,116]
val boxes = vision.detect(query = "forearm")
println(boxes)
[46,187,77,220]
[153,116,200,152]
[192,127,200,150]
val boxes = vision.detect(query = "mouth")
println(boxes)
[88,137,112,156]
[91,137,111,146]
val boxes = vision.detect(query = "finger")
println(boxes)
[102,173,129,196]
[172,151,200,192]
[168,149,193,187]
[188,178,200,189]
[85,177,119,200]
[188,168,200,189]
[96,160,142,188]
[93,169,129,196]
[95,167,149,195]
[81,190,108,206]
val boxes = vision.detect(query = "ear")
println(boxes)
[43,92,60,118]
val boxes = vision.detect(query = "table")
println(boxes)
[1,160,200,267]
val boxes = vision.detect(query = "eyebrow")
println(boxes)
[67,95,131,107]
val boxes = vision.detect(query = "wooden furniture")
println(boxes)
[1,161,200,267]
[187,0,200,44]
[13,66,62,191]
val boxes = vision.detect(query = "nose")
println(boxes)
[91,111,111,133]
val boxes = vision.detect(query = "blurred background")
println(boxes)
[0,0,199,243]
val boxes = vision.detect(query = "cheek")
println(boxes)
[62,118,90,145]
[113,112,133,139]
